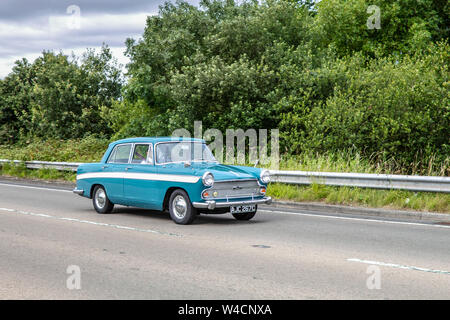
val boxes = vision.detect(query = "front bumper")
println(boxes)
[192,196,272,210]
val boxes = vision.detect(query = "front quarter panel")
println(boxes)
[75,163,104,198]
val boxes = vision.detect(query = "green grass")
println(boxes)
[267,183,450,213]
[0,136,109,163]
[0,162,76,182]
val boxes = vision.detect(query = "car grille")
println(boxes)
[203,179,262,200]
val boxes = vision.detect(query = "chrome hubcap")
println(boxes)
[95,188,106,209]
[172,195,187,219]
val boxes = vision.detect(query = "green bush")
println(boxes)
[0,135,109,163]
[0,46,123,143]
[284,43,449,170]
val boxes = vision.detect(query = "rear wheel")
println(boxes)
[92,185,114,214]
[169,189,196,225]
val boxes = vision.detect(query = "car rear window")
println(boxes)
[107,144,132,163]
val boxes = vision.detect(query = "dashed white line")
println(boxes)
[0,182,72,193]
[0,207,182,237]
[347,258,450,275]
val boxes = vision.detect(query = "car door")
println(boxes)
[123,143,159,209]
[104,143,133,204]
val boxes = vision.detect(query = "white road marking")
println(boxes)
[0,182,72,193]
[347,258,450,275]
[0,207,182,237]
[258,209,450,229]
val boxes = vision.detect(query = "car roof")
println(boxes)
[110,137,205,146]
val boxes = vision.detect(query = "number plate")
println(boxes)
[230,205,256,214]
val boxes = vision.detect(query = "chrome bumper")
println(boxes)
[73,188,84,196]
[192,197,272,210]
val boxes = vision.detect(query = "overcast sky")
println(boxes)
[0,0,200,78]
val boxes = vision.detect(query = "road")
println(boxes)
[0,178,449,299]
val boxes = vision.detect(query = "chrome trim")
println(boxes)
[172,194,188,219]
[73,188,84,196]
[94,187,106,209]
[214,178,259,183]
[128,143,135,164]
[260,169,271,184]
[200,179,263,200]
[202,171,214,187]
[192,197,272,210]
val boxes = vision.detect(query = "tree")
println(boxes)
[315,0,448,57]
[0,58,35,143]
[107,0,315,138]
[0,46,123,142]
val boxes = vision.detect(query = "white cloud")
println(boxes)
[0,11,153,78]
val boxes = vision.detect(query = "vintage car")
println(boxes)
[73,137,272,224]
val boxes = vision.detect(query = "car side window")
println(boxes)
[107,144,132,164]
[131,144,152,164]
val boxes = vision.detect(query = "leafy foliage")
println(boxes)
[281,43,450,166]
[0,46,123,142]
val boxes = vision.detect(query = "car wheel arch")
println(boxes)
[90,184,103,199]
[163,187,190,211]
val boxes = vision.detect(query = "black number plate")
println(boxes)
[230,205,256,214]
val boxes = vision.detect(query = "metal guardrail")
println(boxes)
[0,159,449,193]
[269,170,450,193]
[0,159,81,172]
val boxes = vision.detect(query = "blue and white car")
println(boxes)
[73,137,272,224]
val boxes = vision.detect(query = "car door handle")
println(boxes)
[102,165,109,169]
[125,167,132,171]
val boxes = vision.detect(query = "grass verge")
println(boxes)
[267,183,450,213]
[0,136,109,163]
[0,162,76,182]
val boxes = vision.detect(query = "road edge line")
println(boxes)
[268,200,450,223]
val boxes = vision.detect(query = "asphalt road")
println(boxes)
[0,178,449,299]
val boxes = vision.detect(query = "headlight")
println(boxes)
[202,172,214,187]
[260,169,270,184]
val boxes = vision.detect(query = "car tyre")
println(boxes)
[92,185,114,214]
[169,189,196,225]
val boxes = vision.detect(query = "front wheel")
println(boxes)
[169,189,197,225]
[92,185,114,214]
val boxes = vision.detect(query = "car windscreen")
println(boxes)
[155,142,216,164]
